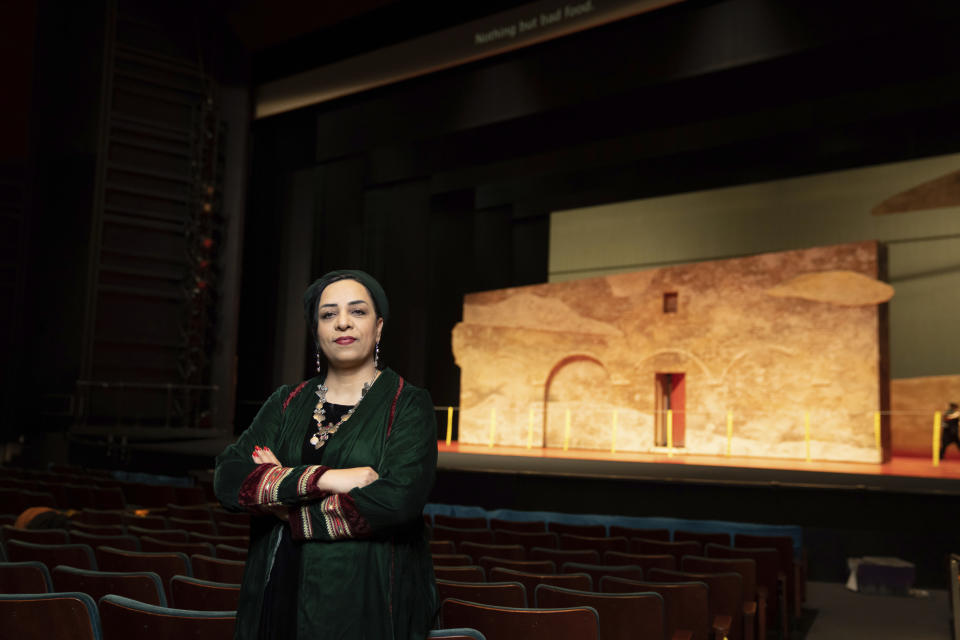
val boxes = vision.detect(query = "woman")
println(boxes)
[214,270,438,639]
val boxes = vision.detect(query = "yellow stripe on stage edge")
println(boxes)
[933,411,942,467]
[563,408,571,451]
[445,406,453,446]
[874,411,881,455]
[488,407,496,448]
[666,410,673,457]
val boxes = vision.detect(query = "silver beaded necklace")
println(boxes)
[309,376,376,449]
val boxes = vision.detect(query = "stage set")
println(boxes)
[432,241,960,587]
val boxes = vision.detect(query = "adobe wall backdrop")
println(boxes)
[453,241,891,462]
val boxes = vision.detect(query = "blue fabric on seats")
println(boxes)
[424,504,803,555]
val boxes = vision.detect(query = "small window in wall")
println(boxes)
[663,292,678,313]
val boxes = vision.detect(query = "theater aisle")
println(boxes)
[804,581,951,640]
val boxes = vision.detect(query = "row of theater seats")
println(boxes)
[0,466,213,512]
[0,497,244,600]
[0,592,486,640]
[426,514,805,640]
[1,466,484,639]
[0,482,249,640]
[0,503,252,558]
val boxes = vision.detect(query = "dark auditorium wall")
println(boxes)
[4,1,108,440]
[0,0,39,437]
[237,0,960,428]
[6,1,250,449]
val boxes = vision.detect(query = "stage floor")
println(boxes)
[437,441,960,495]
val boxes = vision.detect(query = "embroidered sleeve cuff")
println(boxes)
[239,464,334,513]
[289,493,371,541]
[238,464,294,513]
[290,465,332,501]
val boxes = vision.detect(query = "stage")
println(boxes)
[437,441,960,496]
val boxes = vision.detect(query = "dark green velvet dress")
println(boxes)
[214,368,438,639]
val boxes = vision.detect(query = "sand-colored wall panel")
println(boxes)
[453,242,886,463]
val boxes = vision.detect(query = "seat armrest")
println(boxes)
[756,586,768,640]
[792,558,803,616]
[712,614,732,640]
[777,570,789,637]
[742,601,756,640]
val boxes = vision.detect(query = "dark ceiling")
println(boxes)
[219,0,555,83]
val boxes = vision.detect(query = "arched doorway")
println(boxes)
[542,355,611,449]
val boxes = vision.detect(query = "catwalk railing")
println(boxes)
[75,380,220,430]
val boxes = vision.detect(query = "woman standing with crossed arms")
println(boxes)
[215,270,438,639]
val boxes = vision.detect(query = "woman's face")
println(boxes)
[316,278,383,371]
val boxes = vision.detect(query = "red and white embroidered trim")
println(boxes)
[256,466,292,506]
[298,504,313,539]
[271,468,293,504]
[297,465,323,496]
[320,494,352,540]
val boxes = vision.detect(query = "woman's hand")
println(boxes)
[250,447,289,520]
[317,467,379,494]
[252,446,282,466]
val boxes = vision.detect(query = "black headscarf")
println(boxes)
[303,269,389,347]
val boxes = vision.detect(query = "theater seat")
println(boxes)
[488,567,592,596]
[169,575,240,611]
[99,594,234,640]
[1,524,70,545]
[478,556,556,576]
[0,560,53,594]
[0,591,102,640]
[214,544,248,561]
[190,554,245,583]
[433,565,486,583]
[492,530,559,550]
[436,578,528,607]
[649,568,747,640]
[440,598,599,640]
[535,584,669,640]
[5,540,97,572]
[95,547,190,603]
[560,561,645,586]
[601,576,715,640]
[433,553,474,567]
[459,542,525,564]
[51,565,166,607]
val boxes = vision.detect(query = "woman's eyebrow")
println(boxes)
[319,300,368,309]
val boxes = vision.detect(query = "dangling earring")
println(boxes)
[315,350,321,373]
[374,341,380,369]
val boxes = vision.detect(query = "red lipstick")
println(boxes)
[335,337,356,345]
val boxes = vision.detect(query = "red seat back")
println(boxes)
[52,565,166,606]
[169,576,241,610]
[536,584,667,640]
[436,578,528,607]
[440,598,599,640]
